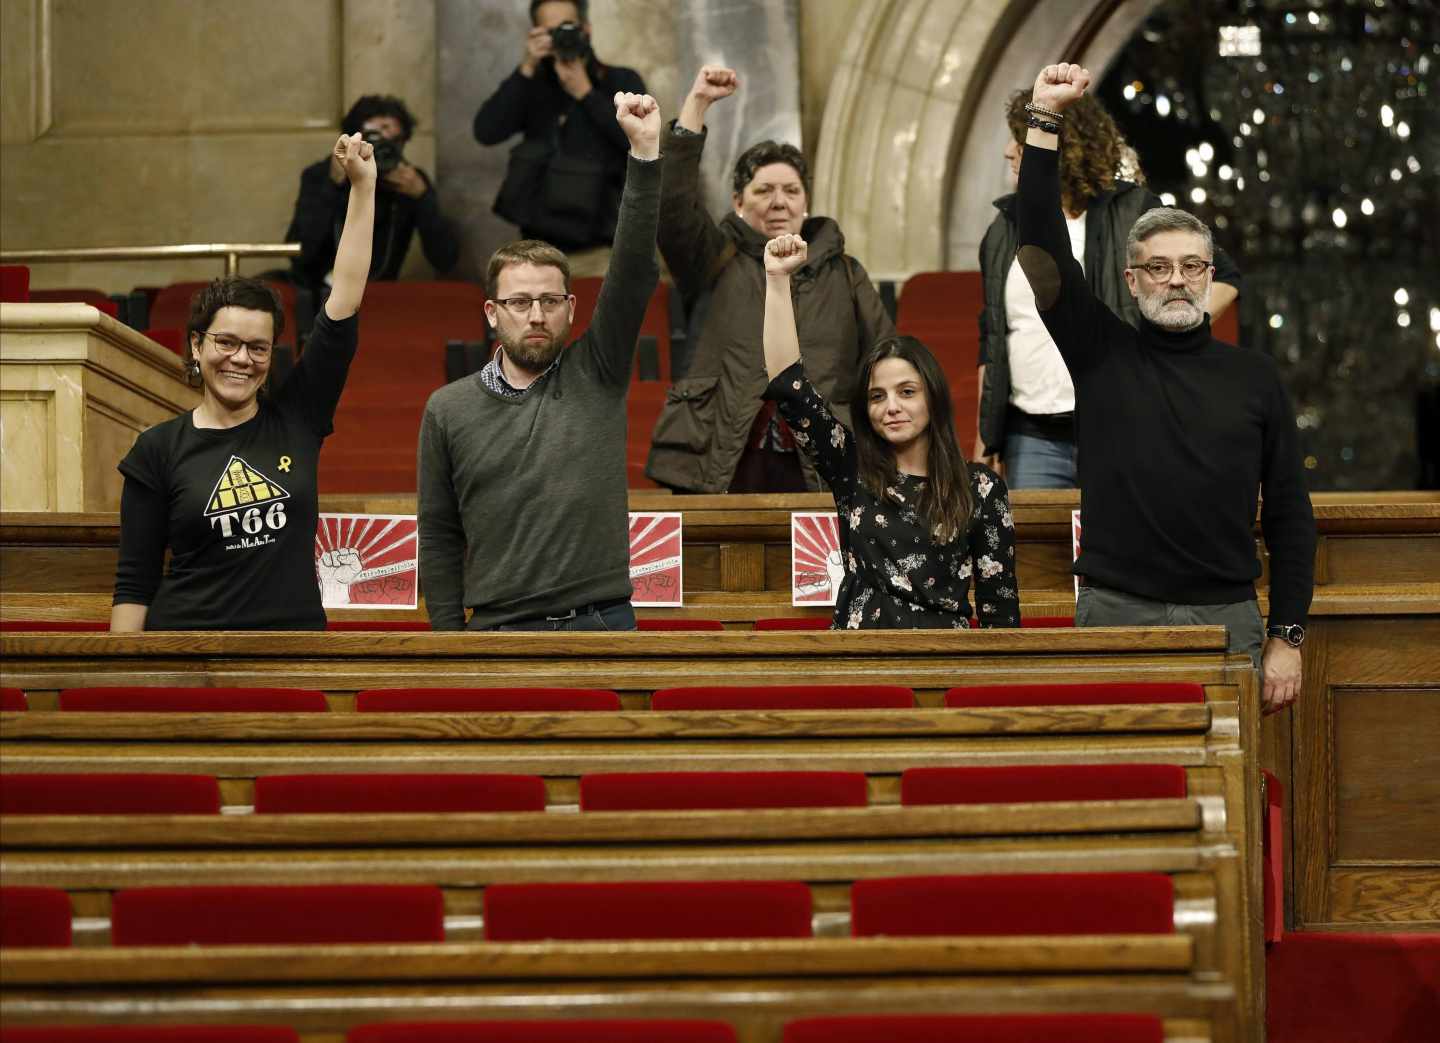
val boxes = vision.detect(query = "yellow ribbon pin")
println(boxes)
[278,456,292,473]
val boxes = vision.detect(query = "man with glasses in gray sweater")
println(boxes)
[417,90,661,631]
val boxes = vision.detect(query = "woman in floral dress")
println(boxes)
[762,233,1021,629]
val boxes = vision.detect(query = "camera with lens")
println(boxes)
[549,20,589,62]
[361,130,404,177]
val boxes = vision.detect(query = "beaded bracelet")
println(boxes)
[1024,102,1063,134]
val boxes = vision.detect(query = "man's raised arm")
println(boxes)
[586,91,662,388]
[1015,63,1112,373]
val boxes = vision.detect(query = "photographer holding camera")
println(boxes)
[473,0,646,275]
[286,95,459,294]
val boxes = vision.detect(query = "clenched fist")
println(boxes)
[1031,62,1091,114]
[765,233,808,276]
[332,133,377,188]
[679,64,739,132]
[614,91,661,161]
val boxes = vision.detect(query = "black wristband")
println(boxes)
[1025,114,1062,134]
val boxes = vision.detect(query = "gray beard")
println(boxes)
[1139,290,1206,331]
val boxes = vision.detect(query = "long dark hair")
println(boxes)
[854,336,973,543]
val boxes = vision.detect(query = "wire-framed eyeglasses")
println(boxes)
[201,331,273,361]
[496,293,573,316]
[1128,258,1213,282]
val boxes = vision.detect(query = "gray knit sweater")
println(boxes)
[417,155,660,629]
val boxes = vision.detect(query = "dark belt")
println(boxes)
[535,595,631,623]
[1008,406,1075,442]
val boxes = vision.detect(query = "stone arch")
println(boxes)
[811,0,1162,276]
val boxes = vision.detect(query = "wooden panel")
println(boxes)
[0,391,53,511]
[1333,688,1440,862]
[49,0,342,137]
[1323,534,1440,585]
[1326,868,1440,925]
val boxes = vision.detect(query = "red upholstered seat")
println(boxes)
[1213,306,1240,346]
[59,687,327,712]
[27,289,119,317]
[0,264,31,301]
[0,774,221,815]
[1,687,26,711]
[901,764,1187,805]
[752,617,830,630]
[851,873,1175,937]
[782,1014,1164,1043]
[254,774,546,814]
[0,1028,301,1043]
[944,682,1206,707]
[110,885,445,946]
[348,1022,737,1043]
[895,271,984,443]
[0,887,72,948]
[635,618,726,631]
[0,620,107,631]
[356,687,620,712]
[580,772,869,811]
[142,327,186,356]
[318,281,486,494]
[483,881,813,941]
[651,685,913,710]
[325,620,432,631]
[1263,769,1284,944]
[1022,615,1074,627]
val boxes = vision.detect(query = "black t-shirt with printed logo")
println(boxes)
[113,312,358,630]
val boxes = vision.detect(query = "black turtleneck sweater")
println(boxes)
[1017,143,1315,626]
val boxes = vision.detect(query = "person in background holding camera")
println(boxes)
[286,95,459,295]
[473,0,646,277]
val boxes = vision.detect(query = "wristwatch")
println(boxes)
[1266,623,1305,647]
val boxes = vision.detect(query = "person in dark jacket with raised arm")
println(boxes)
[1014,62,1315,714]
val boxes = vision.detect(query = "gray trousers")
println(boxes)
[1076,584,1264,667]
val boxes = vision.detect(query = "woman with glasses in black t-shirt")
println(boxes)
[110,133,377,631]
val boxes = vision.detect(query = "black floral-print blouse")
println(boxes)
[766,361,1021,630]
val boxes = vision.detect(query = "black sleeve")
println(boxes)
[285,162,345,287]
[410,171,460,274]
[969,466,1020,628]
[277,311,359,438]
[112,476,168,607]
[474,71,536,145]
[574,67,647,153]
[582,154,661,387]
[1258,371,1316,627]
[1016,144,1129,376]
[765,361,858,499]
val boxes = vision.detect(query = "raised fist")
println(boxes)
[1031,62,1091,114]
[689,65,738,106]
[317,547,363,605]
[332,133,377,187]
[765,233,808,276]
[614,92,661,161]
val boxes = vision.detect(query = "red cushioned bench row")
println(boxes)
[0,682,1204,712]
[0,764,1189,816]
[0,872,1177,948]
[0,1013,1168,1043]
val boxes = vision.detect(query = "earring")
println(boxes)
[186,359,202,387]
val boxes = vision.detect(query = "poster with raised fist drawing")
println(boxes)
[629,512,683,607]
[792,511,843,607]
[314,514,419,610]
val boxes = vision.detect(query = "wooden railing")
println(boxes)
[1,243,300,277]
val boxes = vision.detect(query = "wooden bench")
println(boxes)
[0,938,1226,1043]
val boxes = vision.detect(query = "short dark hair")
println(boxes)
[530,0,587,23]
[341,95,417,143]
[186,277,284,360]
[485,239,571,298]
[731,140,810,198]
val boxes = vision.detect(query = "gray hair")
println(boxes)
[1126,207,1214,264]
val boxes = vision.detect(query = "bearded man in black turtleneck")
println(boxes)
[1016,62,1316,715]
